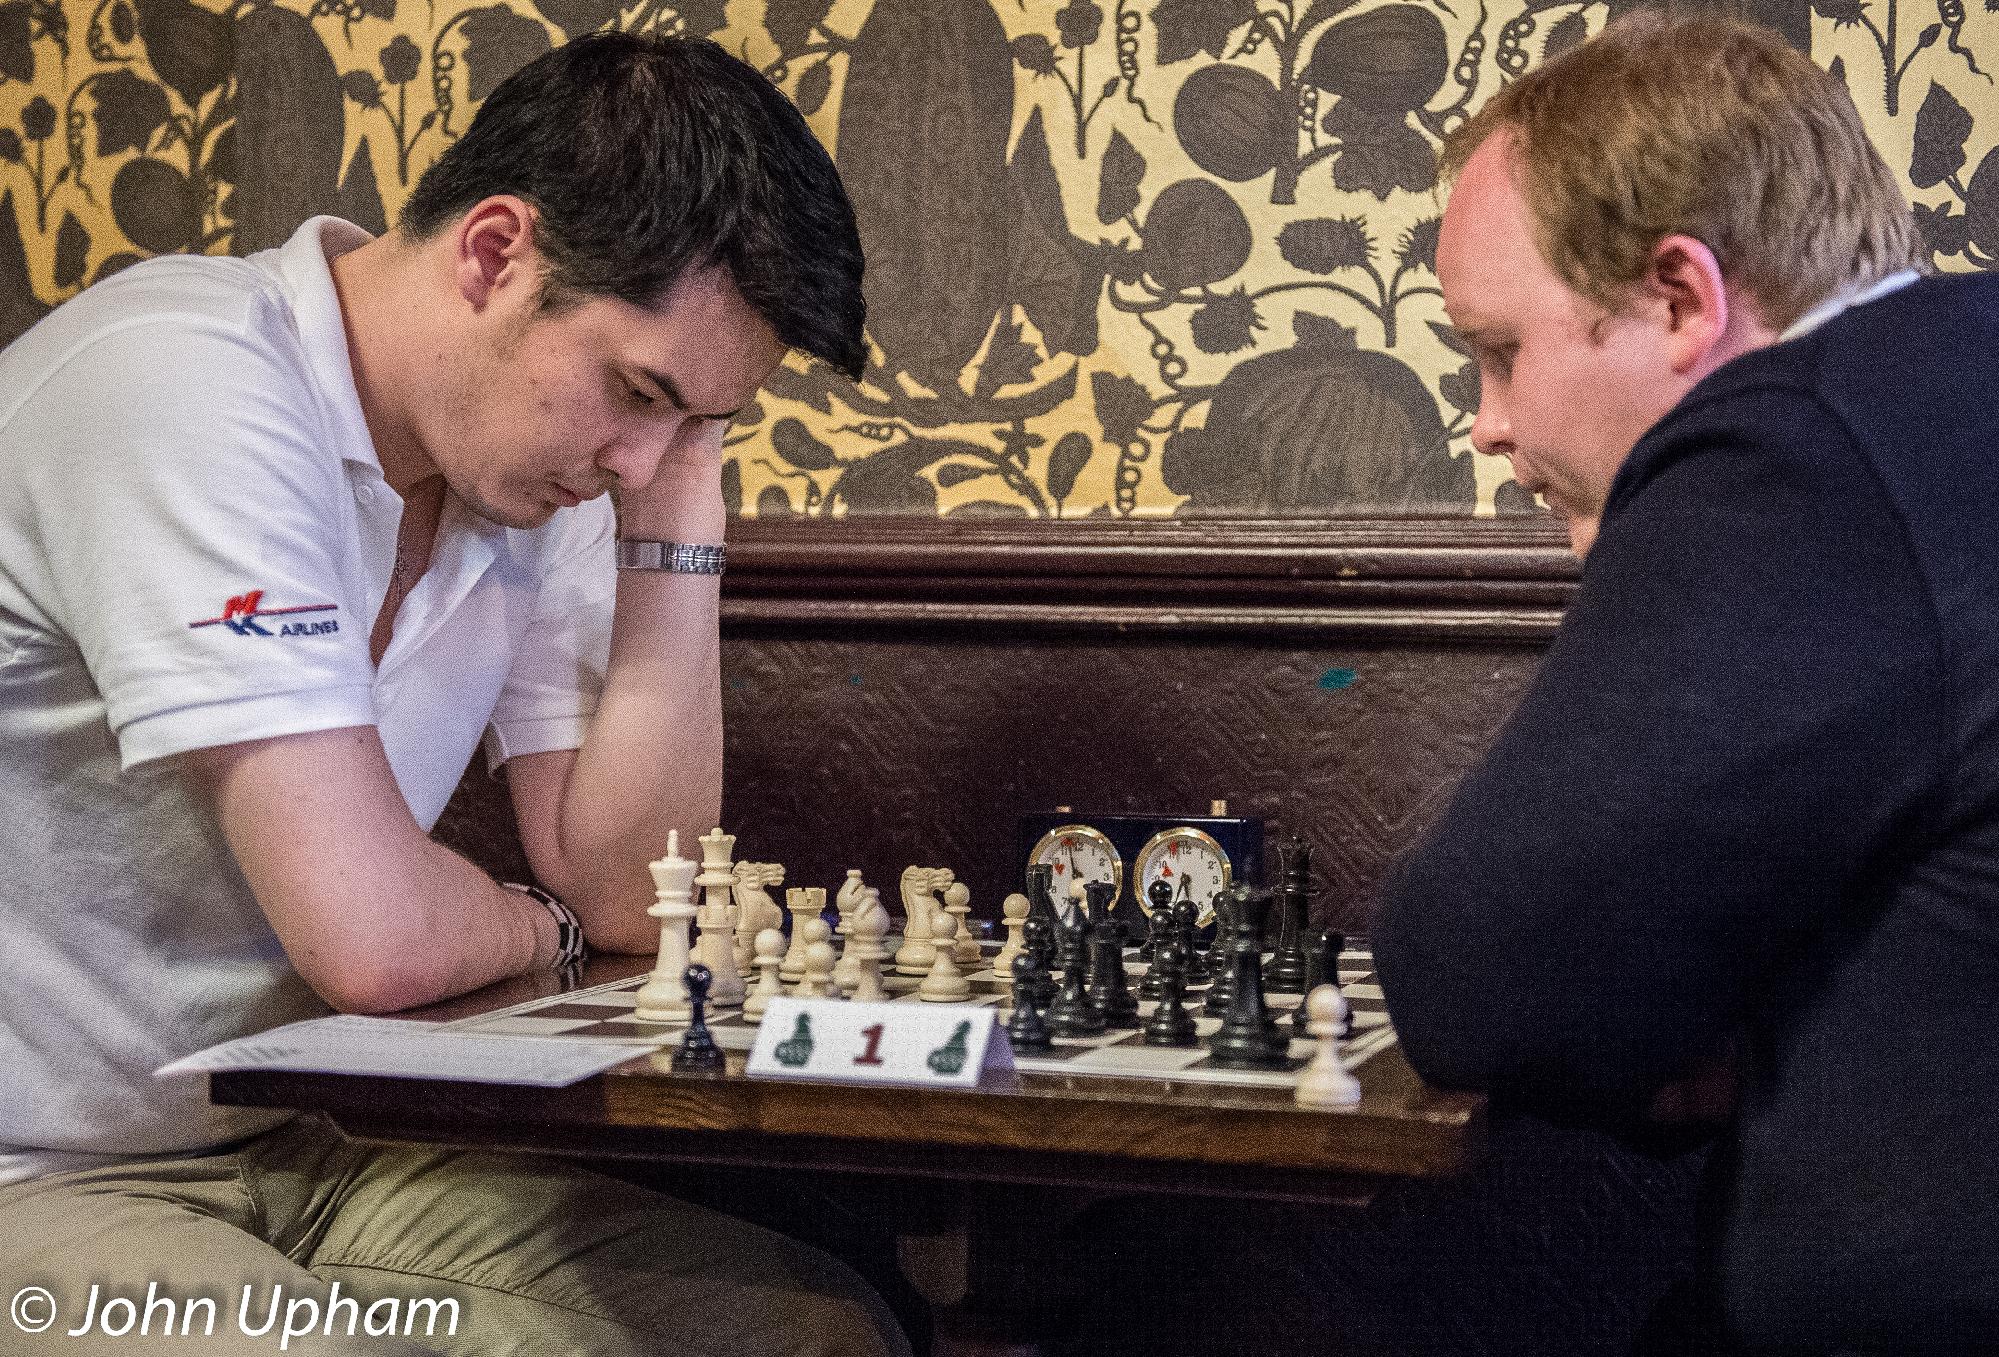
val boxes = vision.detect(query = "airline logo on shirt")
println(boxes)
[187,589,341,638]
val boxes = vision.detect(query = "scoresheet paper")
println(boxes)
[155,1015,642,1087]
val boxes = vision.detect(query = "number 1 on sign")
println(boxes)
[854,1023,885,1066]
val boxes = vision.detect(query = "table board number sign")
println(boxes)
[745,999,1015,1089]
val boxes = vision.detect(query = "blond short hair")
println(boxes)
[1439,12,1926,330]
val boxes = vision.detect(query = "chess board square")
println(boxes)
[1061,1044,1208,1073]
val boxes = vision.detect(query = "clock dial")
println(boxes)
[1027,825,1123,924]
[1133,826,1231,927]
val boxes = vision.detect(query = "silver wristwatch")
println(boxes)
[614,539,727,574]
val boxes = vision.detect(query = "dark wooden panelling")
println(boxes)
[718,629,1543,933]
[438,515,1574,934]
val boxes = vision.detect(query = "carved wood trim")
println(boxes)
[723,516,1579,639]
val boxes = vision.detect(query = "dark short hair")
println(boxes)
[402,32,866,380]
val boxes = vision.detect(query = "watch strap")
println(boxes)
[615,539,727,574]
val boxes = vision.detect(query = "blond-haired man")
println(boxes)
[1377,12,1994,1354]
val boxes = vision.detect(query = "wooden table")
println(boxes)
[210,954,1486,1353]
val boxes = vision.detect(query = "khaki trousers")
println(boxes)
[0,1115,910,1357]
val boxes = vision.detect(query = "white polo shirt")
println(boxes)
[0,218,614,1185]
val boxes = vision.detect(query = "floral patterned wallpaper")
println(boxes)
[1,0,1993,518]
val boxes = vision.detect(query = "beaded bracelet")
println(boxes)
[503,881,587,970]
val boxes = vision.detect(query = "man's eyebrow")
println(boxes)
[638,368,742,422]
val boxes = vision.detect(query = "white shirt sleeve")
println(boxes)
[481,496,615,767]
[7,314,377,768]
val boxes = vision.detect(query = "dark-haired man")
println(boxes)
[0,32,904,1357]
[1378,11,1999,1354]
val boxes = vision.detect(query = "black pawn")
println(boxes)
[1005,954,1055,1053]
[1048,922,1107,1037]
[1266,839,1315,994]
[1083,879,1121,946]
[1142,944,1198,1047]
[671,963,725,1073]
[1204,886,1247,1015]
[1292,928,1344,1039]
[1140,879,1174,961]
[1019,909,1060,1008]
[1140,881,1177,1001]
[1086,918,1141,1030]
[1208,942,1289,1069]
[1175,895,1209,986]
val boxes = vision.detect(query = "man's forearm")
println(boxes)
[533,476,725,947]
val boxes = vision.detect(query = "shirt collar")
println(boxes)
[272,216,383,474]
[1779,269,1922,343]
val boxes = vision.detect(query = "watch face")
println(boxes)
[1026,825,1123,924]
[1133,827,1231,928]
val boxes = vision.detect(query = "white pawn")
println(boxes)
[919,913,972,1002]
[744,927,787,1022]
[1295,984,1361,1109]
[847,894,890,1002]
[994,892,1030,979]
[797,921,841,1000]
[943,881,980,965]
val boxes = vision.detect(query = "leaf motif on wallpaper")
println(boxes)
[974,320,1040,399]
[90,67,170,156]
[52,210,88,289]
[528,0,621,40]
[838,0,1014,394]
[233,4,343,254]
[339,137,389,236]
[934,462,988,489]
[793,57,831,115]
[1008,107,1106,360]
[1542,9,1587,60]
[1046,431,1095,510]
[1911,81,1971,189]
[1140,178,1251,291]
[772,418,837,471]
[110,155,197,252]
[1165,343,1471,515]
[1153,0,1258,64]
[461,5,551,103]
[134,0,233,108]
[1961,149,1999,262]
[1098,129,1145,225]
[0,190,51,349]
[1172,64,1288,182]
[1091,372,1153,447]
[827,439,959,515]
[0,1,33,83]
[764,0,836,56]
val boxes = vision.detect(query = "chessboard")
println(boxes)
[443,942,1395,1091]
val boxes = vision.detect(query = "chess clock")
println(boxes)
[1017,804,1264,932]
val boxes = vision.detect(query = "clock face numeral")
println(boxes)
[1134,827,1231,927]
[1027,825,1122,922]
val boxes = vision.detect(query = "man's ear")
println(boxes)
[451,196,538,310]
[1644,233,1731,376]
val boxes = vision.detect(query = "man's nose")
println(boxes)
[1468,388,1511,460]
[597,415,686,492]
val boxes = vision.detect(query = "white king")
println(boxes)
[635,831,699,1022]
